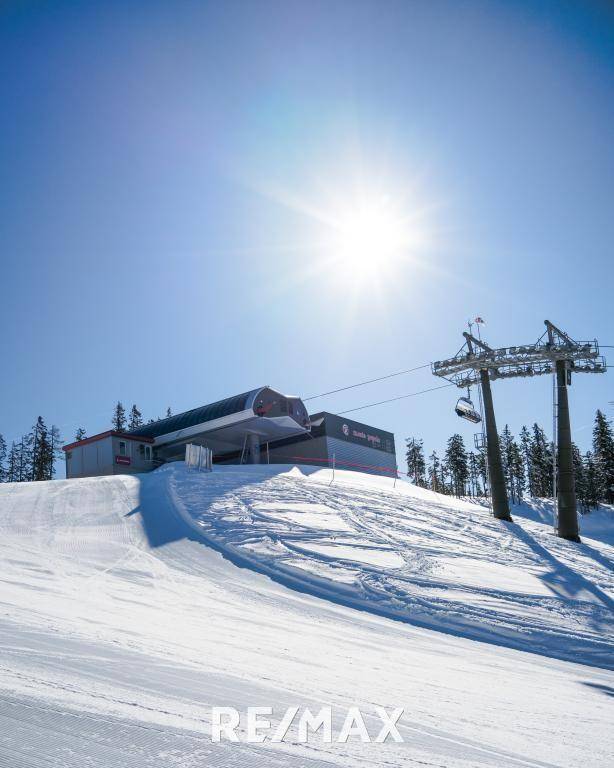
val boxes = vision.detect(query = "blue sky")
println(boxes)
[1,0,613,470]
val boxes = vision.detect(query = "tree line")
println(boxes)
[73,402,173,442]
[109,402,172,433]
[406,409,614,512]
[0,402,173,484]
[0,417,63,483]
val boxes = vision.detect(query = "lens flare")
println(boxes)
[330,197,424,283]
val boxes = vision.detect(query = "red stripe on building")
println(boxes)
[63,430,154,452]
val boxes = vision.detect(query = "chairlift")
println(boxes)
[455,396,482,424]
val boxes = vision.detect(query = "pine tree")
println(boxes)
[592,409,614,503]
[19,434,33,482]
[28,420,38,481]
[519,426,533,495]
[31,417,52,481]
[405,437,426,486]
[500,425,514,501]
[439,456,450,495]
[572,444,588,513]
[467,451,482,497]
[128,404,143,431]
[428,451,441,493]
[500,425,524,504]
[112,402,127,432]
[0,433,6,482]
[476,450,488,496]
[508,439,525,503]
[529,424,553,497]
[445,434,469,497]
[75,427,87,442]
[49,425,62,480]
[583,451,601,510]
[7,442,20,483]
[166,407,172,418]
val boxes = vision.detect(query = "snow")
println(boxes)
[433,556,554,596]
[0,463,612,767]
[171,463,614,666]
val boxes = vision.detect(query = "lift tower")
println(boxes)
[543,321,605,540]
[432,322,606,540]
[433,332,512,521]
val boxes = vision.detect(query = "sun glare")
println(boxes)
[331,198,419,282]
[248,171,435,296]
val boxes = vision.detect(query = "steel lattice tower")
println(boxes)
[432,321,606,539]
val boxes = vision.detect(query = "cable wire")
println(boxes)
[337,383,455,415]
[304,362,432,401]
[304,341,614,404]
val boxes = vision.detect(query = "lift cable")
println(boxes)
[337,383,455,415]
[303,362,432,402]
[305,343,614,404]
[335,344,614,416]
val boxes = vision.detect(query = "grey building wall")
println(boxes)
[66,435,154,479]
[324,436,397,476]
[266,435,329,466]
[264,412,397,477]
[266,434,397,476]
[66,439,114,478]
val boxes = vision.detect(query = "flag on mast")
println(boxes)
[474,316,485,324]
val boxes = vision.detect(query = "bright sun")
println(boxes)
[331,199,414,281]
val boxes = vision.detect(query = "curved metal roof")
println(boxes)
[128,389,260,440]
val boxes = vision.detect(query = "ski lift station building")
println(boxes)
[63,386,397,479]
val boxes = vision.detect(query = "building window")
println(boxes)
[119,441,128,456]
[145,446,152,460]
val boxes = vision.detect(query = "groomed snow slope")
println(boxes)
[169,464,614,668]
[0,464,612,768]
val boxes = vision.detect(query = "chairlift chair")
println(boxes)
[455,396,482,424]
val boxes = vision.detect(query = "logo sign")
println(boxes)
[322,413,395,454]
[210,705,404,743]
[115,455,131,466]
[342,423,381,447]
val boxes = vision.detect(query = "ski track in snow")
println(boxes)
[0,464,612,768]
[171,464,614,669]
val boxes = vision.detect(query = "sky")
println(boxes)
[1,0,613,474]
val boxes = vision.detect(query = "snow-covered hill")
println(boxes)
[168,464,614,667]
[0,464,612,767]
